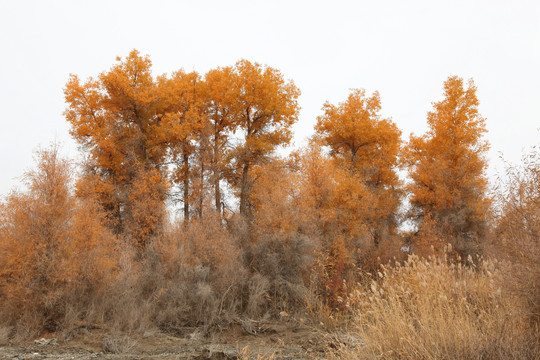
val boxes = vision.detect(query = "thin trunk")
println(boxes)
[240,111,253,217]
[350,145,357,174]
[199,158,204,219]
[239,163,249,216]
[214,176,221,215]
[213,127,222,214]
[112,173,124,235]
[183,153,189,222]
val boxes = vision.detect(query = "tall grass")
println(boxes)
[333,251,539,359]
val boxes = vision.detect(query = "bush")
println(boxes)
[0,146,118,339]
[102,333,136,354]
[491,147,540,324]
[151,215,246,330]
[242,233,315,317]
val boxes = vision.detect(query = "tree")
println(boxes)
[404,76,490,257]
[159,69,204,221]
[295,145,371,308]
[204,66,238,215]
[226,60,300,217]
[64,50,169,247]
[315,89,402,244]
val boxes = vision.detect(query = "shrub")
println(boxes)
[242,233,315,317]
[0,145,117,339]
[491,147,540,324]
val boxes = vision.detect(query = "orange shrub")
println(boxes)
[0,145,117,337]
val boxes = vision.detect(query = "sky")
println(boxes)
[0,0,539,195]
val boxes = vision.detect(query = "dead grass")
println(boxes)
[237,346,277,359]
[331,251,539,360]
[0,325,11,346]
[101,333,137,354]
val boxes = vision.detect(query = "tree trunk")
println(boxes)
[214,175,221,215]
[213,132,222,215]
[199,158,204,219]
[183,153,189,222]
[239,164,250,216]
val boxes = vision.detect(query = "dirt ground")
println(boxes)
[0,321,343,359]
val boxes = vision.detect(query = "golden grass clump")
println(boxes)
[333,250,539,360]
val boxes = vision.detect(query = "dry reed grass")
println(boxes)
[330,250,539,359]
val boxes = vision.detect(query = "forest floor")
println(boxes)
[0,321,348,359]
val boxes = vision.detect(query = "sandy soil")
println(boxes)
[0,322,336,359]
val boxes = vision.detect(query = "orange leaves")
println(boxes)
[232,59,300,134]
[303,90,405,307]
[426,77,487,146]
[0,146,117,329]
[316,89,401,181]
[64,51,302,231]
[406,76,490,257]
[8,46,535,337]
[64,50,173,243]
[222,60,300,216]
[128,168,168,248]
[61,51,493,276]
[249,159,301,237]
[160,69,203,142]
[314,89,402,244]
[295,145,373,246]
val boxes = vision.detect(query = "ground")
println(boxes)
[0,321,342,359]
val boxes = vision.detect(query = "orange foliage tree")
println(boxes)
[64,50,170,247]
[295,145,373,308]
[159,69,204,221]
[305,89,402,308]
[204,66,239,215]
[225,60,300,217]
[404,76,490,257]
[315,89,402,245]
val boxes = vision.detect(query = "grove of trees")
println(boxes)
[0,50,537,356]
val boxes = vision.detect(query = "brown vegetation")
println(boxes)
[0,51,538,358]
[331,252,539,360]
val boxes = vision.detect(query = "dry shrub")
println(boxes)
[242,233,315,317]
[151,214,246,330]
[332,252,539,359]
[239,157,318,317]
[181,213,242,277]
[0,325,11,346]
[102,333,137,354]
[0,145,118,339]
[490,147,540,325]
[249,159,302,237]
[238,345,277,359]
[309,233,404,313]
[245,274,271,316]
[54,214,247,337]
[360,234,406,273]
[152,264,222,330]
[309,237,354,312]
[91,245,155,334]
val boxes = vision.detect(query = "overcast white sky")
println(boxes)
[0,0,539,195]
